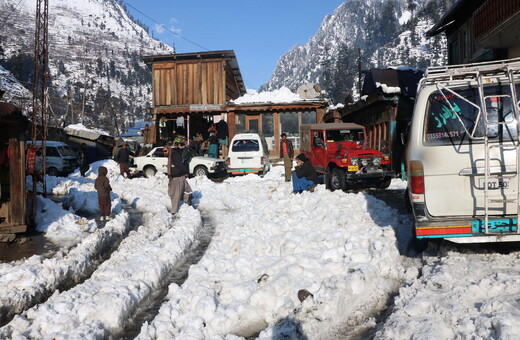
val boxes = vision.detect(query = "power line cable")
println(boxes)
[120,0,209,52]
[0,0,26,31]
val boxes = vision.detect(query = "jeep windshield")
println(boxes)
[325,129,364,143]
[425,83,520,145]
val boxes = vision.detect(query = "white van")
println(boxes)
[28,141,79,176]
[406,57,520,244]
[227,133,270,175]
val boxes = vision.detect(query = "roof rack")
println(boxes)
[422,57,520,84]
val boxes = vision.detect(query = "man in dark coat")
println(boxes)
[292,153,318,193]
[77,143,89,177]
[167,143,191,214]
[279,133,294,182]
[114,143,133,179]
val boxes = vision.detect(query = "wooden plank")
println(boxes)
[165,69,171,105]
[201,62,208,104]
[9,140,26,229]
[172,64,178,106]
[153,69,161,106]
[198,61,203,104]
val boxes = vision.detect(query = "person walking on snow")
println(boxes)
[114,143,133,179]
[279,133,294,182]
[292,153,318,193]
[166,143,192,214]
[94,166,112,220]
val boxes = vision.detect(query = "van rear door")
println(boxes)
[420,83,519,217]
[229,137,261,171]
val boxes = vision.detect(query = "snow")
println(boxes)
[231,87,305,104]
[1,159,519,338]
[375,81,401,94]
[64,123,110,137]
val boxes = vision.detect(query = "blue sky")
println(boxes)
[122,0,345,90]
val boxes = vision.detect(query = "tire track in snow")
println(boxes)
[0,203,132,326]
[0,175,204,339]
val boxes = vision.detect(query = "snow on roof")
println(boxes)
[375,82,401,94]
[231,86,306,105]
[64,123,111,140]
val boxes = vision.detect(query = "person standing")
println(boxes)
[94,166,112,221]
[216,119,229,158]
[167,143,190,214]
[279,133,294,182]
[292,153,318,193]
[114,143,133,179]
[77,143,89,177]
[208,130,219,158]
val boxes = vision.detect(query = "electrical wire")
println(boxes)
[120,0,209,52]
[0,0,26,31]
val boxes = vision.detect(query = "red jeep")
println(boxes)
[300,123,394,190]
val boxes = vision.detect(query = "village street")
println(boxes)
[1,161,520,339]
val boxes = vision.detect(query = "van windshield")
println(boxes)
[325,129,364,143]
[58,146,77,157]
[425,83,520,145]
[232,139,259,152]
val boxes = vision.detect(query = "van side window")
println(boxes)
[46,147,60,157]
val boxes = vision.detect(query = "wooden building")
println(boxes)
[143,50,328,157]
[143,50,247,146]
[338,68,423,178]
[0,102,29,237]
[428,0,520,64]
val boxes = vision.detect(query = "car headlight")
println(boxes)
[361,158,369,166]
[373,157,381,166]
[351,157,358,166]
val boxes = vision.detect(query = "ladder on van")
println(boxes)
[424,58,520,235]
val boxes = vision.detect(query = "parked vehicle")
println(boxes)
[227,133,270,175]
[300,123,394,190]
[28,141,79,176]
[132,146,227,178]
[406,57,520,244]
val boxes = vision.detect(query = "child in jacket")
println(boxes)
[94,166,112,220]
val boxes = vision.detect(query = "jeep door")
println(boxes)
[310,130,327,172]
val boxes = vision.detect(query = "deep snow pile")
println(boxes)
[136,169,413,339]
[375,250,520,339]
[1,162,413,339]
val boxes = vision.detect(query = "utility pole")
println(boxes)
[32,0,49,198]
[358,48,362,96]
[81,62,88,124]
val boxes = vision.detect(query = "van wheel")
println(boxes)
[194,165,209,177]
[143,165,157,178]
[330,168,346,191]
[47,167,58,177]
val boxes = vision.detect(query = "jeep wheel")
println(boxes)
[330,168,346,191]
[143,166,157,178]
[47,167,58,177]
[377,177,392,189]
[194,165,209,177]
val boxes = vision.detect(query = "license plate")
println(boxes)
[472,218,518,233]
[348,165,359,172]
[478,177,509,189]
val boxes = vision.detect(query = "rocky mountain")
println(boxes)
[261,0,454,104]
[0,0,171,135]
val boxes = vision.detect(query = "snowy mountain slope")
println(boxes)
[0,65,32,103]
[0,0,170,133]
[262,0,453,103]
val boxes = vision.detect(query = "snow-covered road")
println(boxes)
[1,160,519,339]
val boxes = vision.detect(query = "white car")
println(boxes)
[132,147,227,178]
